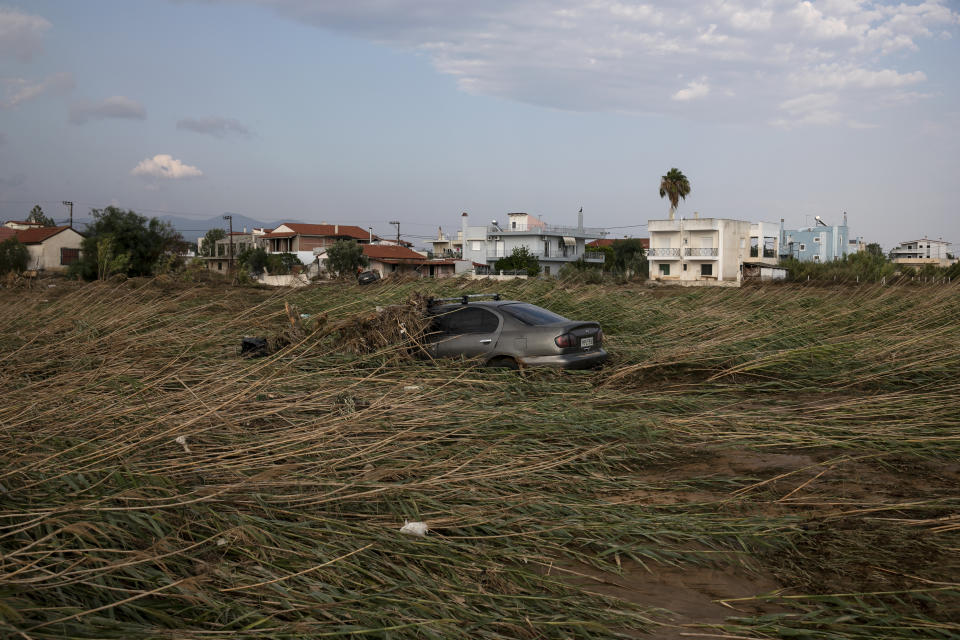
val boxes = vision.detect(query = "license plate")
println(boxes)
[580,337,594,348]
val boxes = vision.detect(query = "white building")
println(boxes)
[0,225,85,272]
[648,216,780,286]
[890,238,955,268]
[457,211,606,276]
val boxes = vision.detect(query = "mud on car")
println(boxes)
[421,294,607,369]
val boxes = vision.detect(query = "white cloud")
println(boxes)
[176,116,251,138]
[0,72,74,109]
[672,78,710,101]
[0,8,51,62]
[69,96,146,124]
[130,154,203,180]
[791,64,926,90]
[217,0,960,125]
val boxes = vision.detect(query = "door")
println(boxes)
[431,307,501,359]
[495,240,505,258]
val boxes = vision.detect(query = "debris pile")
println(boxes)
[241,294,433,358]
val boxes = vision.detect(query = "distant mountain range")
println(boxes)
[70,212,301,240]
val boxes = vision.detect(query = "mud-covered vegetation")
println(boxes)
[1,277,958,639]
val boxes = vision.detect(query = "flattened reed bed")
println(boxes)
[0,278,958,638]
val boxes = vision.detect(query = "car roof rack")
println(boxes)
[428,293,501,306]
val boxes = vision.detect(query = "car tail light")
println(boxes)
[555,333,575,348]
[596,329,603,344]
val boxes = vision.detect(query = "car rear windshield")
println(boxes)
[500,303,569,325]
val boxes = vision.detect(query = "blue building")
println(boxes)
[779,213,851,262]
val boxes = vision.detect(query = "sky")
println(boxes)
[0,0,958,248]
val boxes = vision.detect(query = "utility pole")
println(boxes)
[389,220,400,245]
[224,214,234,279]
[62,201,73,228]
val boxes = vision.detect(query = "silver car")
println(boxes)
[423,295,607,369]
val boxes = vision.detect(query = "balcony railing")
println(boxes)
[685,247,719,257]
[648,248,681,257]
[488,224,607,237]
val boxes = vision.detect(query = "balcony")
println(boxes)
[488,223,607,237]
[648,248,681,258]
[685,247,718,257]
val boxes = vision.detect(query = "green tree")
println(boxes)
[0,237,30,274]
[324,240,368,277]
[586,244,615,271]
[494,246,541,277]
[200,228,226,257]
[865,243,884,257]
[611,238,648,277]
[659,168,691,221]
[72,207,183,280]
[238,247,269,275]
[27,205,57,227]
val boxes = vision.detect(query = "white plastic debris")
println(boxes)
[400,521,428,537]
[403,385,421,391]
[216,537,228,546]
[175,435,191,453]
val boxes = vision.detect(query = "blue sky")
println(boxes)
[1,0,958,247]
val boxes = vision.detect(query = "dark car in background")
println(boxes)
[423,294,607,369]
[357,270,381,285]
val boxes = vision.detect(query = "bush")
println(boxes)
[558,261,604,284]
[494,246,541,277]
[0,237,29,275]
[780,252,898,283]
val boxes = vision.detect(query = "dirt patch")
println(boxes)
[542,559,785,638]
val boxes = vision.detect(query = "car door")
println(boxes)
[432,307,502,360]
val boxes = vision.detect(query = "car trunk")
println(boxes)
[552,321,602,353]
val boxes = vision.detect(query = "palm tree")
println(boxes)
[659,168,691,221]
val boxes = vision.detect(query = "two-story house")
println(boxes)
[648,215,780,286]
[457,211,606,276]
[779,214,851,262]
[889,238,955,268]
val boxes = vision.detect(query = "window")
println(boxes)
[701,263,713,276]
[683,263,688,271]
[471,241,482,251]
[217,262,223,271]
[799,244,806,251]
[659,263,670,276]
[511,221,516,229]
[438,308,500,334]
[502,303,568,325]
[814,237,821,243]
[60,248,80,266]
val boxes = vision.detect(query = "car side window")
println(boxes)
[441,308,499,334]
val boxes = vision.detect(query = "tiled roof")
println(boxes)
[363,244,427,261]
[0,228,16,241]
[587,237,649,249]
[280,223,371,240]
[14,226,76,244]
[262,232,296,238]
